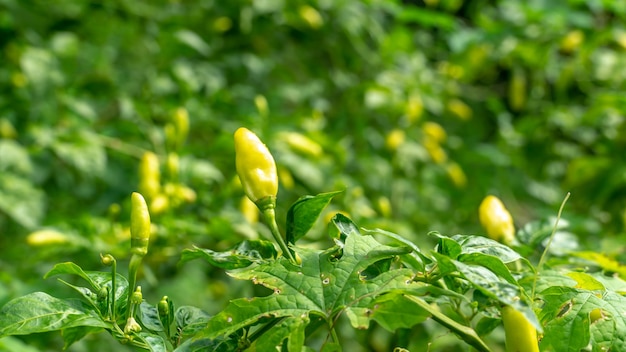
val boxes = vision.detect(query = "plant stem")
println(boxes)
[111,258,117,320]
[405,295,491,352]
[261,207,297,264]
[127,253,143,320]
[531,192,570,299]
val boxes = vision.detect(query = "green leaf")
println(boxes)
[363,228,428,270]
[44,263,129,314]
[0,336,40,352]
[539,287,626,351]
[286,191,343,245]
[0,172,45,229]
[61,326,103,350]
[475,316,501,336]
[137,332,167,352]
[452,234,530,266]
[44,262,98,289]
[52,130,106,178]
[56,279,102,314]
[139,302,164,333]
[180,240,277,269]
[369,293,430,332]
[199,232,413,341]
[173,337,239,352]
[458,253,517,285]
[329,213,360,244]
[254,316,309,351]
[0,292,110,337]
[436,236,462,259]
[520,270,576,295]
[175,306,212,337]
[397,6,456,30]
[566,272,605,291]
[453,260,523,307]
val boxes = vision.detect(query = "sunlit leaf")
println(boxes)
[0,292,110,336]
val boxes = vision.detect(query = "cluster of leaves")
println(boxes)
[2,192,625,351]
[1,0,626,350]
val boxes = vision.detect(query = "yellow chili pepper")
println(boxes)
[138,151,160,199]
[234,127,278,204]
[130,192,151,256]
[501,305,539,352]
[479,195,515,244]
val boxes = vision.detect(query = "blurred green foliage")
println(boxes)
[1,0,626,350]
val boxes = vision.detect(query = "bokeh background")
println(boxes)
[1,0,626,351]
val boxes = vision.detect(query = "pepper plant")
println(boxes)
[1,128,626,352]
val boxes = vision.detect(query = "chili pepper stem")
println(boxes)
[111,258,117,320]
[257,197,296,264]
[127,253,143,320]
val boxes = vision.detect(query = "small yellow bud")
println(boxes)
[560,30,584,53]
[422,122,446,144]
[385,129,406,151]
[377,196,392,218]
[447,99,472,120]
[405,93,424,123]
[173,107,189,147]
[445,162,467,188]
[424,139,447,164]
[299,5,323,29]
[254,95,269,117]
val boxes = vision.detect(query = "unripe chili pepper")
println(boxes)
[278,131,323,158]
[234,127,278,204]
[173,107,189,147]
[508,68,527,112]
[166,152,180,180]
[422,121,447,144]
[158,296,173,335]
[130,192,151,256]
[131,286,143,305]
[26,229,68,246]
[479,195,515,245]
[138,152,161,199]
[235,127,297,264]
[254,95,269,117]
[158,296,170,318]
[405,93,423,123]
[501,305,539,352]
